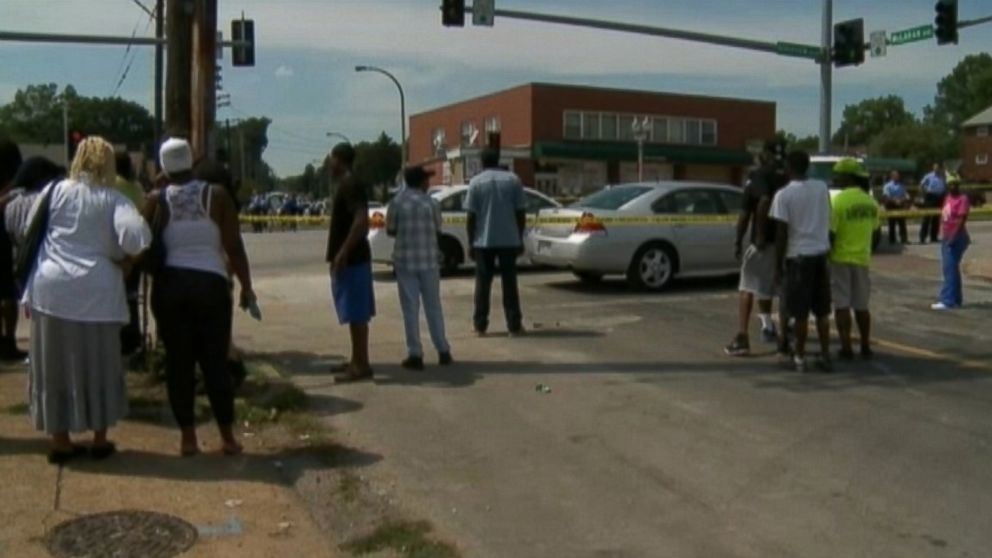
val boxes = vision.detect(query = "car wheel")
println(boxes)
[439,236,463,277]
[627,243,677,291]
[573,271,603,283]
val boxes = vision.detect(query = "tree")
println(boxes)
[869,122,956,173]
[833,95,916,147]
[228,117,276,193]
[0,83,154,150]
[925,53,992,132]
[353,132,402,201]
[775,130,820,152]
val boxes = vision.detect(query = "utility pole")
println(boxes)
[153,0,164,160]
[165,0,193,137]
[191,0,218,159]
[819,0,833,154]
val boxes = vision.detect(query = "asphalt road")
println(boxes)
[235,226,992,558]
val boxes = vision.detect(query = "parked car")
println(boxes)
[368,185,561,275]
[528,182,743,291]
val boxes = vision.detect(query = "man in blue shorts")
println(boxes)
[325,143,375,383]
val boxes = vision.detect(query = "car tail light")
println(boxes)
[370,211,386,230]
[574,212,607,236]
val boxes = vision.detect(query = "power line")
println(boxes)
[111,7,155,97]
[130,0,154,18]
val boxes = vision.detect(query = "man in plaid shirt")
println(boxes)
[387,166,453,370]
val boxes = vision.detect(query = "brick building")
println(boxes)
[408,83,776,196]
[961,105,992,183]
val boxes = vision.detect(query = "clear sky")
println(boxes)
[2,0,991,176]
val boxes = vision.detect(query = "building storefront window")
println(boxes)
[561,110,719,147]
[485,116,501,135]
[461,121,479,147]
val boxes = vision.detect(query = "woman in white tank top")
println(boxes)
[148,138,255,457]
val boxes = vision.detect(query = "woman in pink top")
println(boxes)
[932,175,970,310]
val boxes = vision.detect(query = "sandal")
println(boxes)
[90,443,117,460]
[47,445,87,466]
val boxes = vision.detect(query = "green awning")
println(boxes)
[863,157,917,173]
[533,141,754,165]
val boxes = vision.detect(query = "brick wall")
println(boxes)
[961,126,992,182]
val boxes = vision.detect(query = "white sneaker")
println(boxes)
[930,302,952,311]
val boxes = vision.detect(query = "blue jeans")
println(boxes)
[939,233,970,307]
[473,248,523,333]
[396,267,450,358]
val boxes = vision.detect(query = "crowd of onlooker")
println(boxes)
[0,136,255,464]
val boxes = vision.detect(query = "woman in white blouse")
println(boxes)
[23,136,151,465]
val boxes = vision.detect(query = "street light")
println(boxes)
[326,131,351,144]
[631,117,653,182]
[355,65,406,165]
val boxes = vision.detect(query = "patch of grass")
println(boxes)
[3,402,28,415]
[342,520,459,558]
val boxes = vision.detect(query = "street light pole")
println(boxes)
[355,65,406,165]
[326,131,351,144]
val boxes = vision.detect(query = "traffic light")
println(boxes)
[833,18,865,68]
[232,19,255,67]
[442,0,465,27]
[935,0,958,45]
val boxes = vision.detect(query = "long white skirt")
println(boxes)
[29,312,128,434]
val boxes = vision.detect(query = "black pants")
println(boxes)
[784,254,831,321]
[121,272,143,354]
[152,268,234,427]
[888,218,908,244]
[919,193,945,243]
[474,248,523,333]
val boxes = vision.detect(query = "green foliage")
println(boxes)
[776,130,820,152]
[0,83,154,151]
[342,520,459,558]
[925,53,992,132]
[353,132,402,201]
[225,117,277,193]
[833,95,916,147]
[869,122,955,173]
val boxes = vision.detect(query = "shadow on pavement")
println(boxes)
[543,274,738,296]
[367,350,988,392]
[55,442,381,485]
[257,351,348,376]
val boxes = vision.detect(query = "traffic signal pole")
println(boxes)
[819,0,832,155]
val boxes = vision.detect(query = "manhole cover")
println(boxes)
[46,510,197,558]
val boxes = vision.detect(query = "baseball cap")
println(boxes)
[946,172,962,184]
[832,158,869,178]
[159,138,193,175]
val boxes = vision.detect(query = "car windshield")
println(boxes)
[573,186,652,210]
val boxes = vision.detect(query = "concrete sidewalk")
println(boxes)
[0,362,336,558]
[895,221,992,282]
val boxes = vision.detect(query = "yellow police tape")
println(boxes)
[242,207,992,227]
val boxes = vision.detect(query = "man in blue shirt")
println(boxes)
[466,147,526,336]
[918,163,946,244]
[882,170,909,244]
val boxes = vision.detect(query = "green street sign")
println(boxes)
[889,25,934,46]
[776,41,822,60]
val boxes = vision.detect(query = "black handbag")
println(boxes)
[14,183,56,293]
[140,189,169,275]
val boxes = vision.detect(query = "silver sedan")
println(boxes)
[528,182,743,290]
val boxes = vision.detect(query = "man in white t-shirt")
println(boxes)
[769,150,833,373]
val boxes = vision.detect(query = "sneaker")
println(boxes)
[930,302,953,311]
[724,335,751,357]
[401,356,425,371]
[860,346,874,360]
[439,352,453,366]
[793,355,808,373]
[760,326,778,345]
[838,348,855,361]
